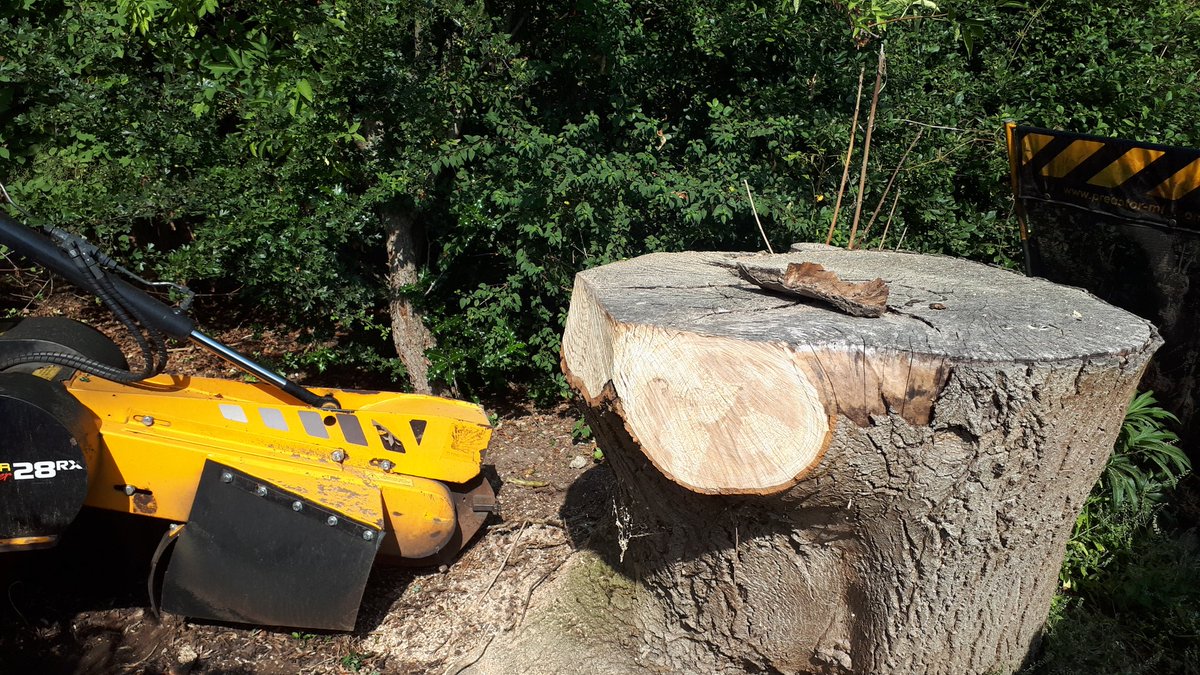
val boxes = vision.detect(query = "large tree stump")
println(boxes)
[473,247,1160,675]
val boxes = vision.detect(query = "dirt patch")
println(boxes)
[0,291,617,675]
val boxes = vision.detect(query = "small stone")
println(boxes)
[569,455,589,470]
[929,302,946,310]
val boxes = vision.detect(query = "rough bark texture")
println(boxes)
[472,247,1160,675]
[383,207,443,395]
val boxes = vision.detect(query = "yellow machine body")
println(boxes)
[0,210,498,629]
[66,372,492,560]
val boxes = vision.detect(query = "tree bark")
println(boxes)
[472,246,1160,675]
[383,207,445,396]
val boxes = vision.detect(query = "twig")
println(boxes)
[505,477,549,488]
[847,44,886,250]
[7,581,28,627]
[1007,0,1053,69]
[901,136,990,171]
[858,128,922,243]
[119,643,162,674]
[894,224,909,251]
[493,517,565,532]
[472,519,528,609]
[743,180,773,254]
[516,555,571,629]
[895,119,980,133]
[435,520,531,668]
[866,12,947,30]
[825,66,866,246]
[0,181,36,224]
[443,632,496,675]
[877,188,902,251]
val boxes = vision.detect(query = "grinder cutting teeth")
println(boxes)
[0,211,496,631]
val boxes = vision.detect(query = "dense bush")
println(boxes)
[2,0,1199,396]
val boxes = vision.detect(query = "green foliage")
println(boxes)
[339,650,368,672]
[1106,391,1189,508]
[1062,392,1190,589]
[817,0,942,42]
[2,0,1199,396]
[1029,531,1200,674]
[571,418,592,443]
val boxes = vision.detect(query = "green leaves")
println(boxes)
[5,0,1200,397]
[290,78,314,116]
[1107,390,1189,509]
[1062,390,1191,591]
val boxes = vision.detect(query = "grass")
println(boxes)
[1027,524,1200,674]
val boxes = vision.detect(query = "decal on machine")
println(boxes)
[0,460,85,482]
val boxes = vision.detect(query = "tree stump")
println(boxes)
[474,247,1161,675]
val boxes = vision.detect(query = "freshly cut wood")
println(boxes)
[563,307,832,494]
[478,245,1162,675]
[738,260,889,317]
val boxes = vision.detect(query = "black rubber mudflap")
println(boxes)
[160,460,383,631]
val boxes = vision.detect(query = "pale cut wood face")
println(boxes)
[610,327,833,494]
[561,247,1157,495]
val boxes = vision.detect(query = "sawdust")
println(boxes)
[0,289,616,675]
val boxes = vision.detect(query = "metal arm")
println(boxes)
[188,330,339,409]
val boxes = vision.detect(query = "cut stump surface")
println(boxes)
[562,246,1155,495]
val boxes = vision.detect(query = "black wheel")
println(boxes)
[0,317,128,380]
[0,371,95,546]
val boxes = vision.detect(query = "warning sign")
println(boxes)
[1006,123,1200,458]
[1009,125,1200,230]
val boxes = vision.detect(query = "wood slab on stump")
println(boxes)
[471,246,1160,675]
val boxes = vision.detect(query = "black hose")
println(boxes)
[75,242,165,377]
[0,239,172,383]
[0,349,152,383]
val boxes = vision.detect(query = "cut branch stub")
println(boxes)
[561,246,1159,495]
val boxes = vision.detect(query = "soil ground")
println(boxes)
[0,287,616,675]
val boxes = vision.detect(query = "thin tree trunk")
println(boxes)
[847,46,885,250]
[383,206,446,396]
[826,66,866,246]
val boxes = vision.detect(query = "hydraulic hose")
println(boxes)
[0,212,340,407]
[0,213,177,382]
[0,213,195,338]
[70,240,169,379]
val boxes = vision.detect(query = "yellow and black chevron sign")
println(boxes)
[1006,123,1200,230]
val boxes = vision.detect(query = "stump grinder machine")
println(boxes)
[0,211,496,630]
